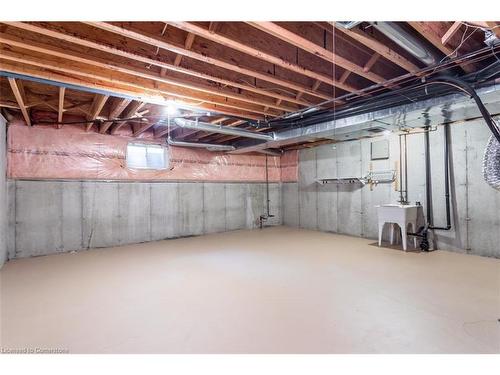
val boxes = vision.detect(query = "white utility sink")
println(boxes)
[376,204,421,251]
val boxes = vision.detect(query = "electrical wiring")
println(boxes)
[269,43,500,124]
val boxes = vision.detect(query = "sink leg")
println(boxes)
[401,224,408,251]
[378,224,384,247]
[390,224,396,245]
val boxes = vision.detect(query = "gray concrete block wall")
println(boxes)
[8,181,282,259]
[298,148,318,230]
[285,118,500,258]
[0,115,7,268]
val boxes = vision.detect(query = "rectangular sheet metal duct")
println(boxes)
[231,82,500,154]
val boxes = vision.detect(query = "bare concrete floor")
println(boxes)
[1,226,499,354]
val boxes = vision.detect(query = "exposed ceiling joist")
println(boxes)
[133,121,155,137]
[111,101,145,134]
[246,21,386,85]
[363,52,380,72]
[0,48,273,118]
[467,21,500,38]
[174,32,196,66]
[169,21,370,91]
[57,86,65,127]
[441,21,463,46]
[332,23,420,72]
[0,101,20,109]
[100,98,131,134]
[7,77,31,125]
[484,22,500,38]
[81,22,333,101]
[166,21,342,86]
[0,34,296,114]
[86,94,109,131]
[408,21,475,73]
[2,22,321,105]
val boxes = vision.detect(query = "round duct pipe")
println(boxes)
[371,22,441,66]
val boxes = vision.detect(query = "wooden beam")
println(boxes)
[363,53,380,72]
[162,22,369,94]
[100,98,132,134]
[0,101,20,109]
[245,21,386,84]
[409,22,456,56]
[86,94,108,131]
[408,21,474,73]
[57,86,65,127]
[208,22,219,33]
[0,48,277,118]
[7,77,31,125]
[0,27,314,108]
[333,24,420,73]
[484,22,500,38]
[167,21,361,90]
[174,32,196,67]
[466,21,500,37]
[110,101,144,134]
[441,22,463,46]
[0,35,295,115]
[339,70,351,84]
[1,24,315,107]
[133,121,155,137]
[0,59,264,121]
[296,79,322,101]
[73,22,332,101]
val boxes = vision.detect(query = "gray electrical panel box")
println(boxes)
[370,140,389,160]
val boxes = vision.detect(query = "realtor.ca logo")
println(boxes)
[1,347,69,354]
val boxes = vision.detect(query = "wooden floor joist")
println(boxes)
[0,50,275,118]
[110,101,145,134]
[0,34,297,114]
[81,22,334,101]
[86,94,109,131]
[2,22,324,105]
[100,98,132,134]
[246,22,387,84]
[332,24,420,73]
[441,21,463,46]
[57,86,65,127]
[7,77,31,126]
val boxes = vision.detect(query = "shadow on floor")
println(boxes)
[367,241,423,254]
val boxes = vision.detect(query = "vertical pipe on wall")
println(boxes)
[464,129,471,251]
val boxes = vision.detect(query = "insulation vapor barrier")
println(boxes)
[8,125,298,182]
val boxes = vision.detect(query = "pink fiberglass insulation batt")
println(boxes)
[8,125,298,182]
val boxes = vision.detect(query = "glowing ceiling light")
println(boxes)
[165,100,178,116]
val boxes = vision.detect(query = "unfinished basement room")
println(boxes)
[1,4,500,367]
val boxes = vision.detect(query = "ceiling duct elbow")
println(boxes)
[371,22,441,66]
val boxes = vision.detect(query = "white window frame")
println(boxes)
[126,142,170,170]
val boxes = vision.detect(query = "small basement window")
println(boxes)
[126,143,169,170]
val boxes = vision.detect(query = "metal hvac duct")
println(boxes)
[174,118,274,141]
[167,137,236,152]
[483,135,500,190]
[335,21,363,30]
[231,82,500,154]
[370,22,441,66]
